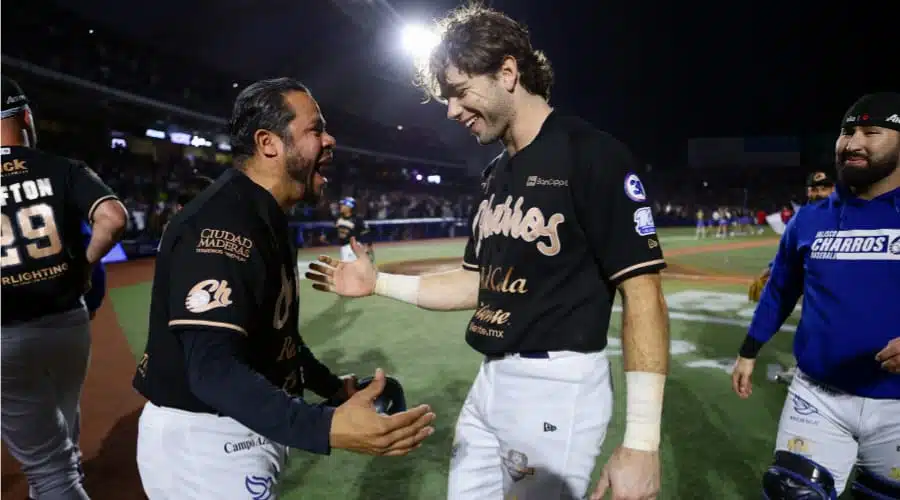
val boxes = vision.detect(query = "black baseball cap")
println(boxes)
[842,92,900,132]
[1,76,30,119]
[806,171,834,188]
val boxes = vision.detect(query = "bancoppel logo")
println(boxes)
[809,229,900,261]
[887,114,900,124]
[526,175,568,187]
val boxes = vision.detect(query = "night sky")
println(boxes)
[46,0,900,167]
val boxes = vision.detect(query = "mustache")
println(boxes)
[839,151,867,162]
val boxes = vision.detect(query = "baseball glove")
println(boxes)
[748,269,770,303]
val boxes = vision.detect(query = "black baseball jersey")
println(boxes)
[133,169,310,413]
[334,215,369,245]
[1,146,120,325]
[462,112,666,355]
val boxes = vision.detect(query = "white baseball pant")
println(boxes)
[136,401,287,500]
[339,243,357,262]
[448,350,613,499]
[775,369,900,495]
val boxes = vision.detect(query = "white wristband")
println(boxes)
[373,272,421,305]
[622,371,666,451]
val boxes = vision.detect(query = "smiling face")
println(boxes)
[835,125,900,191]
[411,5,555,146]
[441,62,517,145]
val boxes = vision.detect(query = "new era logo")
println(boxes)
[887,114,900,124]
[543,422,557,432]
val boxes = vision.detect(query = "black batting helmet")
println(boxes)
[357,375,407,415]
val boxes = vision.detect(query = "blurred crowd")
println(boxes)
[5,0,458,162]
[1,1,826,248]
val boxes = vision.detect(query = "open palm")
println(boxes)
[305,237,377,297]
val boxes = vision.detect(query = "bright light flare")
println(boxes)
[401,23,439,59]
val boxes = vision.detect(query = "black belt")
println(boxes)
[485,351,550,361]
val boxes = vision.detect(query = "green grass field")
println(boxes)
[109,227,806,499]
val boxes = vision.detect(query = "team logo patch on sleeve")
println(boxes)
[633,207,656,236]
[185,279,233,313]
[624,172,647,202]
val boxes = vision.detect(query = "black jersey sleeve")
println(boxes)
[181,328,335,454]
[573,132,666,285]
[167,220,263,336]
[66,161,121,222]
[297,344,343,399]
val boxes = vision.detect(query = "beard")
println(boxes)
[282,140,325,205]
[836,149,900,190]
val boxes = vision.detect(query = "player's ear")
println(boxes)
[254,129,280,159]
[498,56,519,93]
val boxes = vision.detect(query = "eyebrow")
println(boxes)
[440,82,467,98]
[311,117,326,130]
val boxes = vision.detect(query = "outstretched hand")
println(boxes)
[329,368,436,456]
[305,237,377,297]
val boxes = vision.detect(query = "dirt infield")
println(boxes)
[378,238,772,286]
[1,258,155,500]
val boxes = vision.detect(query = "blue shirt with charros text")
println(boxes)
[749,186,900,399]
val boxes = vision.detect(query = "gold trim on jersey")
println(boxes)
[87,195,122,223]
[168,319,248,336]
[609,259,666,282]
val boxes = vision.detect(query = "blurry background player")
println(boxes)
[712,208,725,237]
[695,208,707,239]
[732,92,900,500]
[747,170,835,385]
[320,196,374,263]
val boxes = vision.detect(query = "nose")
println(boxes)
[322,131,336,149]
[446,97,463,121]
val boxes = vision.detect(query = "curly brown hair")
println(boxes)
[412,3,554,104]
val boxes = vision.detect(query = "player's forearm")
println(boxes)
[86,200,127,264]
[374,267,479,311]
[181,329,335,455]
[618,272,670,452]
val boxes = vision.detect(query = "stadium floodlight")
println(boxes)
[400,23,439,59]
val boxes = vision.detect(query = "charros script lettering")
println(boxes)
[480,265,528,294]
[472,194,564,257]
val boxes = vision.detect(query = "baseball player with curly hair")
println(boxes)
[732,92,900,500]
[307,5,671,500]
